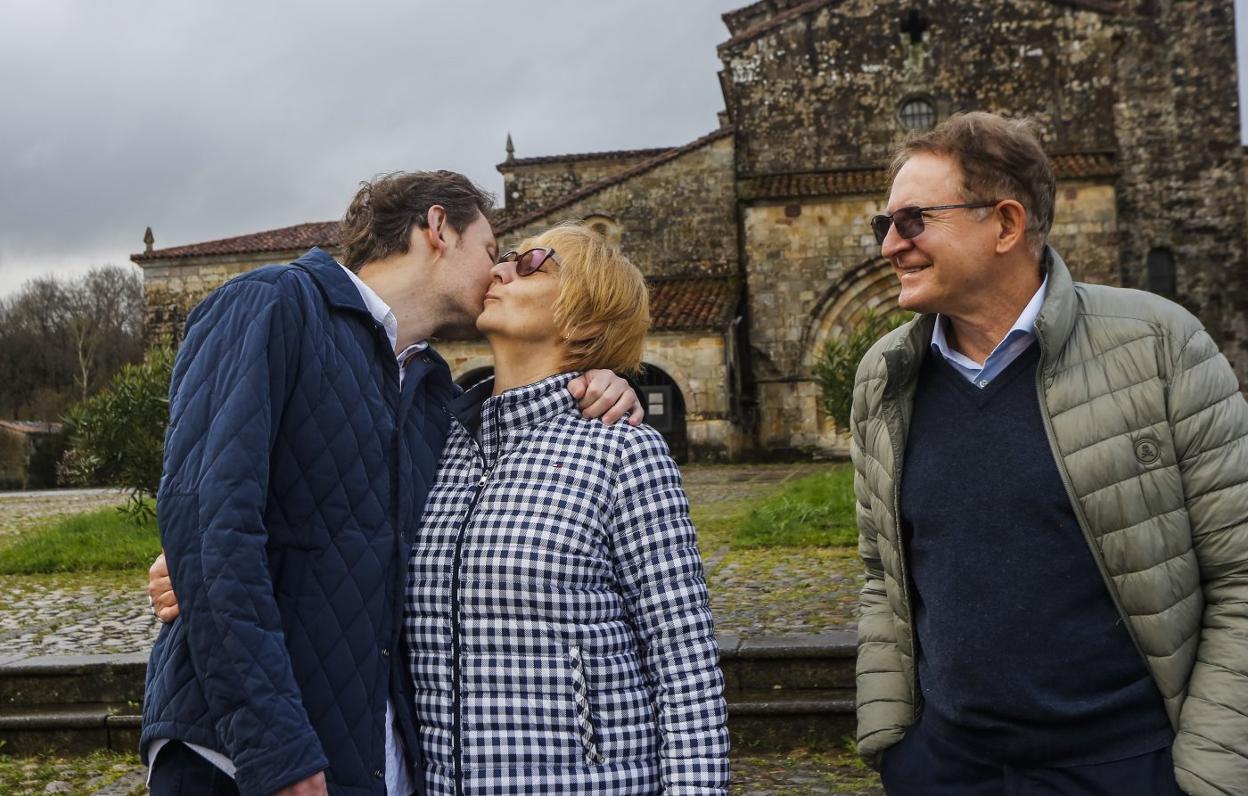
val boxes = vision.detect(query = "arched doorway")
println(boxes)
[636,364,688,463]
[802,257,901,373]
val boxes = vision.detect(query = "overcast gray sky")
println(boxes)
[2,0,1246,296]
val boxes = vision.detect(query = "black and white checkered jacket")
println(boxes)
[404,372,730,795]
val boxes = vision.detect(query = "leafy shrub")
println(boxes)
[812,309,910,430]
[60,345,174,520]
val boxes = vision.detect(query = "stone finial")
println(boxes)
[505,132,515,163]
[144,226,155,254]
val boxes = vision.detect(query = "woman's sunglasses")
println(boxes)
[870,201,998,245]
[498,247,560,276]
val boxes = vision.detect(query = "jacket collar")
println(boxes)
[1032,247,1079,362]
[884,246,1076,387]
[466,372,580,461]
[292,247,373,317]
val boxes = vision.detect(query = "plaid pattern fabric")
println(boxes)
[405,372,730,795]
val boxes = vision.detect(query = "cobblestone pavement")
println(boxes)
[0,751,882,796]
[0,488,128,540]
[0,571,159,662]
[0,463,858,659]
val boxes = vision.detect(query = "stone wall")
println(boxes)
[499,136,738,279]
[435,330,746,461]
[140,248,338,343]
[500,151,669,216]
[719,0,1118,176]
[745,178,1118,454]
[1110,0,1248,380]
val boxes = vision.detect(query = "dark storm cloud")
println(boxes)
[0,0,743,292]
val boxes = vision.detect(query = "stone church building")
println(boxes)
[135,0,1247,461]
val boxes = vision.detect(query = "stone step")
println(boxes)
[719,631,856,692]
[0,652,148,708]
[0,632,860,755]
[729,688,857,753]
[0,704,141,755]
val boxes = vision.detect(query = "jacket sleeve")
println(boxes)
[158,279,328,795]
[1167,327,1248,796]
[851,359,911,768]
[609,426,730,795]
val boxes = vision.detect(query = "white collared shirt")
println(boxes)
[340,264,428,382]
[931,275,1048,388]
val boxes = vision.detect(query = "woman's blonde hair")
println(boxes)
[519,222,649,376]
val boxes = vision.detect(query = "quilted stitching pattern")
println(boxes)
[850,249,1248,795]
[142,248,453,796]
[405,373,730,795]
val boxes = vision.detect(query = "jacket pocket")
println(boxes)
[568,645,605,765]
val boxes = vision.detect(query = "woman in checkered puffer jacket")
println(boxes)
[404,224,730,795]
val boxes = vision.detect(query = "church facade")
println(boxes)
[134,0,1248,461]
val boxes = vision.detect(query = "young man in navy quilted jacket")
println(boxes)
[140,171,642,796]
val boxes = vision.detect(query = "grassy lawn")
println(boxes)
[733,467,857,548]
[691,465,858,552]
[0,504,157,574]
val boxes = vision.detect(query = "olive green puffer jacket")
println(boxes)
[851,249,1248,795]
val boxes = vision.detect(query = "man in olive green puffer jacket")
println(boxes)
[852,111,1248,796]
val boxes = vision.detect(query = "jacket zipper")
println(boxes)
[445,403,500,796]
[1032,356,1161,713]
[884,386,922,721]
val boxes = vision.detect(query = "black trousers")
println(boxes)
[880,716,1186,796]
[149,741,241,796]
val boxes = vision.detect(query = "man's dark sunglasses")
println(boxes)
[498,247,560,276]
[870,201,999,245]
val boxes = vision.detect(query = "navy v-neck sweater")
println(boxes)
[899,342,1173,766]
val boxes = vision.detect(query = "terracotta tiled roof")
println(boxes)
[738,152,1118,200]
[496,128,734,236]
[132,208,521,264]
[499,146,673,170]
[1050,151,1120,178]
[719,0,1119,50]
[649,276,739,331]
[133,221,340,263]
[738,168,889,200]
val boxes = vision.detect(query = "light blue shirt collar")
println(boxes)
[931,275,1048,388]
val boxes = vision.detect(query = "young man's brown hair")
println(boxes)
[339,170,494,272]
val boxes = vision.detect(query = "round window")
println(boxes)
[899,99,937,131]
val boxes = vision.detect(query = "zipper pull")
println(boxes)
[478,468,492,488]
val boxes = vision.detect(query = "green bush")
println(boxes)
[0,504,159,573]
[60,345,173,520]
[812,308,910,430]
[732,467,858,548]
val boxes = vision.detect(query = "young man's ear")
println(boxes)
[422,205,449,257]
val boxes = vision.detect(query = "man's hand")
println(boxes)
[148,552,180,623]
[569,370,644,426]
[273,772,328,796]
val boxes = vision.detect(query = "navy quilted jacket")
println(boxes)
[142,248,455,796]
[404,373,730,795]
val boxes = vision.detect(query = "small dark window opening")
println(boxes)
[899,99,937,131]
[1146,247,1177,298]
[899,9,930,44]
